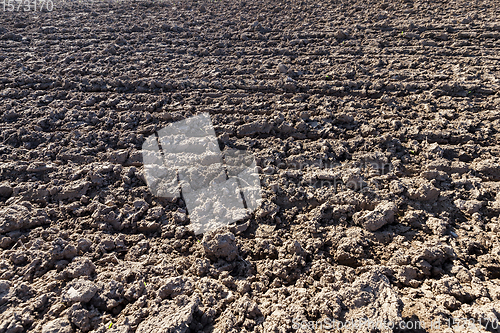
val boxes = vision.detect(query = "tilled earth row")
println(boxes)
[1,0,500,332]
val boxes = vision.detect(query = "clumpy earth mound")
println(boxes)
[1,0,500,332]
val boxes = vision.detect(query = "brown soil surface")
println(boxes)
[1,0,500,332]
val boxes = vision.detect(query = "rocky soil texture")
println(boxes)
[1,0,500,332]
